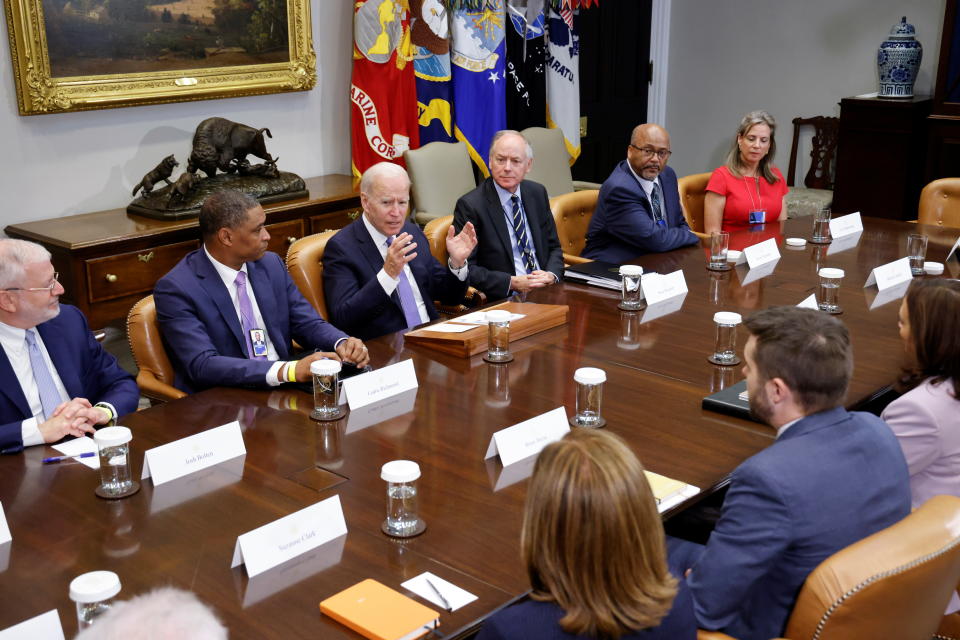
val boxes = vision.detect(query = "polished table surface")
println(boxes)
[0,217,956,638]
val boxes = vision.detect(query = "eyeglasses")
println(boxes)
[4,272,60,293]
[629,144,672,160]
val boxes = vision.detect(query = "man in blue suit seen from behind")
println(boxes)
[672,306,910,640]
[583,123,699,262]
[154,189,369,393]
[323,162,478,341]
[0,239,138,454]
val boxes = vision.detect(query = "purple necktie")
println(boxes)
[386,236,424,330]
[234,271,267,360]
[24,330,62,419]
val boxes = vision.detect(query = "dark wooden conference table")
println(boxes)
[0,217,956,638]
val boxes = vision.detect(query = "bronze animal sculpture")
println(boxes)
[166,172,196,206]
[187,117,275,178]
[132,155,178,197]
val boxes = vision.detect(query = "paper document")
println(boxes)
[401,572,478,612]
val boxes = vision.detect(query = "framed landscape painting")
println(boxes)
[3,0,315,115]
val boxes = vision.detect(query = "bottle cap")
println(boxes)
[381,460,421,483]
[93,426,131,448]
[924,262,944,275]
[310,359,342,376]
[619,265,643,277]
[486,310,511,323]
[819,268,845,279]
[70,571,121,603]
[785,237,806,247]
[713,312,742,325]
[574,367,607,384]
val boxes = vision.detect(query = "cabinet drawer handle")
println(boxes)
[348,209,361,220]
[105,274,118,283]
[138,251,154,263]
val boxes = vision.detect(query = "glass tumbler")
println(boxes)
[618,265,644,310]
[311,359,344,421]
[571,367,606,428]
[707,312,742,366]
[484,310,513,363]
[811,206,832,244]
[907,233,928,276]
[380,460,425,537]
[708,232,731,271]
[818,268,845,314]
[94,427,138,499]
[70,570,121,630]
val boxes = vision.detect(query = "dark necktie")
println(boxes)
[511,194,535,274]
[24,330,62,419]
[386,236,424,329]
[234,271,267,360]
[650,182,664,225]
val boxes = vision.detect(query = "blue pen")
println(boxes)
[42,452,96,464]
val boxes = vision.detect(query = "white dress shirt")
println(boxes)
[362,215,468,326]
[0,320,70,446]
[493,182,541,276]
[626,162,662,202]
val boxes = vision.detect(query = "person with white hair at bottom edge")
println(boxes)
[73,587,227,640]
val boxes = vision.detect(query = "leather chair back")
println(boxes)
[126,295,185,402]
[783,494,960,640]
[403,141,476,225]
[521,126,575,198]
[677,172,711,236]
[423,215,452,265]
[286,230,339,320]
[918,178,960,229]
[550,189,598,265]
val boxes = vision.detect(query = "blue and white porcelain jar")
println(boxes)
[877,16,922,98]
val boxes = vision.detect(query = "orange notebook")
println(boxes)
[320,579,439,640]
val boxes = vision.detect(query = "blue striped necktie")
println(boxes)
[650,182,664,225]
[511,194,535,274]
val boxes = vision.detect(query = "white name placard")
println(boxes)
[739,258,780,285]
[231,494,347,578]
[484,407,569,467]
[948,235,960,262]
[830,212,863,238]
[870,280,911,310]
[797,294,818,310]
[864,257,913,291]
[826,230,862,255]
[640,293,687,324]
[342,359,418,410]
[0,610,64,640]
[142,421,246,486]
[0,503,9,545]
[642,270,688,305]
[733,238,780,269]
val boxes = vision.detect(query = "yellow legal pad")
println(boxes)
[645,470,690,504]
[320,578,439,640]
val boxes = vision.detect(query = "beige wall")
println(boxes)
[665,0,945,181]
[0,1,353,225]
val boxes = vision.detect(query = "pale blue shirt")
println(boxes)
[493,182,541,275]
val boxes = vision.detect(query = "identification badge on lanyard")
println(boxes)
[249,329,268,357]
[748,209,767,224]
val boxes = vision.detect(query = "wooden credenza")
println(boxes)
[4,174,360,327]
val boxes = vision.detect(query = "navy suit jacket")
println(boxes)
[0,305,139,454]
[322,218,468,341]
[583,162,699,262]
[477,579,696,640]
[453,178,564,299]
[686,408,911,640]
[154,249,347,393]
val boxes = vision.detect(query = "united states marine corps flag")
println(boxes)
[451,0,507,176]
[545,4,580,162]
[411,0,456,144]
[351,0,420,177]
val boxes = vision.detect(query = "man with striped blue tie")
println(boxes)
[453,130,564,300]
[0,239,138,454]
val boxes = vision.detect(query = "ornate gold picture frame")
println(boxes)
[3,0,316,115]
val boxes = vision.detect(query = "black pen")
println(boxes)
[425,577,452,612]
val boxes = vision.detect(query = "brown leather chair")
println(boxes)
[422,215,485,312]
[698,494,960,640]
[126,295,185,403]
[285,230,339,320]
[918,178,960,229]
[676,172,711,239]
[550,189,598,265]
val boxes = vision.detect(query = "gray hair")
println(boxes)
[198,189,260,239]
[360,162,411,195]
[74,587,228,640]
[724,110,780,184]
[0,239,51,290]
[489,130,534,161]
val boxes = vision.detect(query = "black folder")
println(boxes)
[701,380,756,421]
